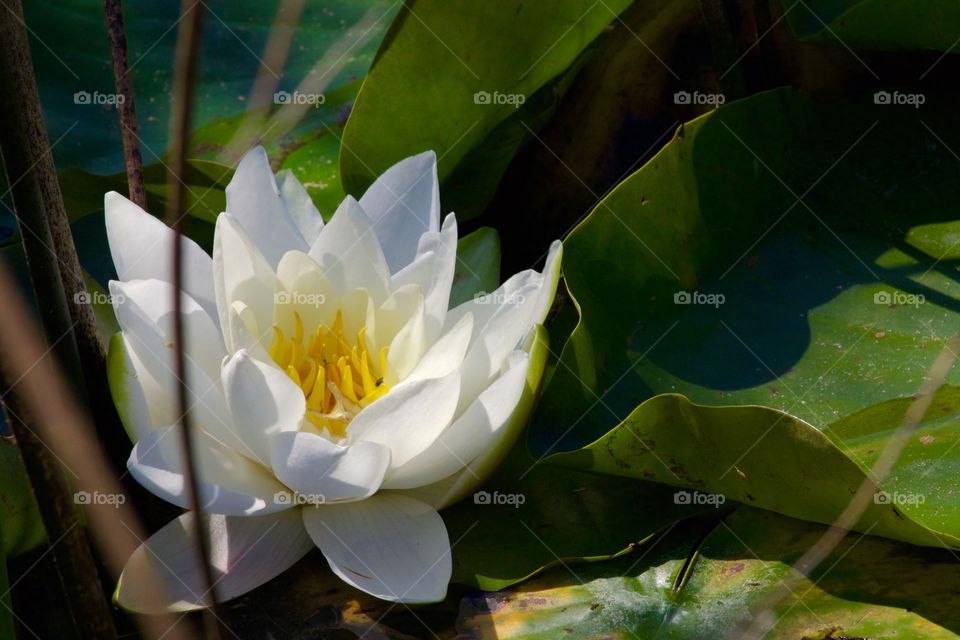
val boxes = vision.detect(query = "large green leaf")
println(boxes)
[457,507,960,639]
[340,0,632,198]
[550,393,960,549]
[786,1,960,51]
[536,86,960,447]
[534,86,960,546]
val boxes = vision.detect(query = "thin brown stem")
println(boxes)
[103,0,148,209]
[0,0,130,483]
[166,2,226,638]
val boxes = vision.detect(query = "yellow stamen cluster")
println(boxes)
[269,310,389,437]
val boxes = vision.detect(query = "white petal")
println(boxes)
[456,279,541,407]
[347,371,460,469]
[308,197,390,302]
[213,213,277,353]
[225,300,271,362]
[302,494,450,603]
[269,432,389,503]
[383,289,427,384]
[108,282,232,439]
[531,240,563,326]
[403,311,473,385]
[276,169,324,244]
[110,279,225,382]
[359,151,440,274]
[391,213,457,343]
[115,509,313,613]
[129,426,290,516]
[274,250,338,338]
[382,352,529,490]
[401,326,550,510]
[104,191,217,319]
[225,146,308,266]
[106,332,155,444]
[223,350,305,463]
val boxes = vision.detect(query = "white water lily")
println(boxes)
[105,147,561,611]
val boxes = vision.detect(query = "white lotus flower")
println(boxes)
[104,147,561,611]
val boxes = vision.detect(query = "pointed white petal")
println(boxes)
[399,326,550,510]
[302,494,450,603]
[384,290,427,384]
[225,146,308,266]
[105,191,217,319]
[308,197,390,302]
[110,279,225,382]
[129,426,290,516]
[531,240,563,326]
[115,509,313,613]
[391,213,457,343]
[382,352,529,489]
[403,311,473,385]
[347,371,460,469]
[456,279,541,407]
[276,169,324,244]
[108,282,232,437]
[269,432,389,503]
[213,213,277,353]
[223,350,305,463]
[359,151,440,274]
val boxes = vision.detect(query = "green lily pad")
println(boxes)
[340,0,632,199]
[786,1,960,51]
[537,86,960,446]
[549,393,960,550]
[534,86,960,547]
[457,507,960,639]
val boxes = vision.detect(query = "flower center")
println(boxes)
[269,310,389,438]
